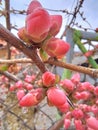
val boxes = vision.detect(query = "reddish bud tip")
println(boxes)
[27,0,42,15]
[42,71,56,87]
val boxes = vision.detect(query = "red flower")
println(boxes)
[42,37,70,59]
[26,8,51,43]
[47,87,67,106]
[42,71,56,87]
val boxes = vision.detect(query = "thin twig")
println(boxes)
[0,58,98,78]
[0,70,19,82]
[5,0,11,59]
[0,58,33,64]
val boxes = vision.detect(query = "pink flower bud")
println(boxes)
[26,8,51,43]
[24,83,33,90]
[80,82,94,92]
[71,73,80,85]
[94,86,98,96]
[86,116,98,130]
[19,88,45,107]
[60,79,74,91]
[24,74,35,83]
[57,102,69,113]
[64,118,71,129]
[91,105,98,115]
[80,91,90,100]
[74,119,85,130]
[74,91,90,100]
[49,15,62,36]
[30,88,45,102]
[72,109,84,119]
[42,71,56,87]
[19,93,37,107]
[15,81,23,89]
[9,85,16,92]
[27,0,42,14]
[43,37,70,59]
[79,104,91,112]
[17,90,25,100]
[47,87,67,106]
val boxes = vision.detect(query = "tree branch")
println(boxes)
[0,58,33,64]
[45,58,98,78]
[0,58,98,78]
[0,23,47,73]
[5,0,11,59]
[0,70,19,82]
[48,114,65,130]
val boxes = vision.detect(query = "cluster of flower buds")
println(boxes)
[10,77,45,107]
[60,73,98,130]
[42,71,69,112]
[18,0,70,59]
[9,69,98,129]
[15,1,98,129]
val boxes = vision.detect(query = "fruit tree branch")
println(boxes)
[0,23,47,73]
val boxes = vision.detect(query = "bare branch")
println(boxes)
[0,58,33,64]
[1,57,98,78]
[0,23,47,73]
[45,58,98,78]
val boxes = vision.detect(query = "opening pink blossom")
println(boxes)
[26,8,51,43]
